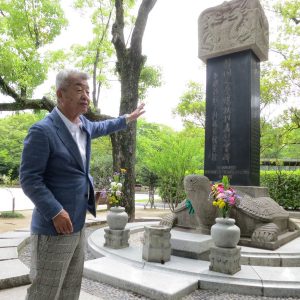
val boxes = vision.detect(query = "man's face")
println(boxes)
[57,75,90,119]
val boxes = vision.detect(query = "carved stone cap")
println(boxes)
[198,0,269,63]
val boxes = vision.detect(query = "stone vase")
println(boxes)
[211,218,240,248]
[106,206,128,230]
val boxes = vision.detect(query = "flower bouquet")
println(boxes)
[100,169,126,207]
[210,175,239,218]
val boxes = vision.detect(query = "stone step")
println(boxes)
[198,265,300,298]
[0,259,30,289]
[0,247,18,261]
[84,257,199,300]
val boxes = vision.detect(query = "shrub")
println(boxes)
[260,170,300,210]
[0,211,24,218]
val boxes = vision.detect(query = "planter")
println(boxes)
[106,206,128,230]
[211,218,240,248]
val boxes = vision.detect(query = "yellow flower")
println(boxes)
[213,201,218,206]
[218,201,226,209]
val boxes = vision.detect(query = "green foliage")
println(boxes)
[138,166,158,190]
[136,120,205,211]
[0,169,18,186]
[173,81,206,128]
[139,65,162,100]
[260,170,300,209]
[0,0,67,96]
[90,136,113,189]
[274,0,300,35]
[261,109,300,159]
[0,112,45,180]
[0,211,24,218]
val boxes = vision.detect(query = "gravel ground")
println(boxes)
[19,225,300,300]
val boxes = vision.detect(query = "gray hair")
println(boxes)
[55,69,89,91]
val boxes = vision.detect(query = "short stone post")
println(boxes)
[142,225,171,263]
[104,228,130,249]
[209,246,241,275]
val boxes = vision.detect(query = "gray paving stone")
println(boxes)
[0,231,30,239]
[0,247,18,261]
[0,259,30,289]
[84,257,198,300]
[0,238,25,248]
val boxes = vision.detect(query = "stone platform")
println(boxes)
[86,222,300,299]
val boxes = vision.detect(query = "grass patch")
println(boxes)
[0,211,25,218]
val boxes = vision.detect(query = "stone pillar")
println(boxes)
[104,228,130,249]
[198,0,269,186]
[209,246,241,275]
[142,225,171,263]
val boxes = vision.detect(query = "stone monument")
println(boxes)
[198,0,269,186]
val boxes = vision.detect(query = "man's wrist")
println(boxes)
[52,209,63,220]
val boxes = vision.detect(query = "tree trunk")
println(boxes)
[113,53,143,221]
[111,0,157,221]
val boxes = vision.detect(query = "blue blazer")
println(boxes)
[20,109,127,235]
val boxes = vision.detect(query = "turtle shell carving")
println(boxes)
[235,193,289,221]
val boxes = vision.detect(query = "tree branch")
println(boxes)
[112,0,126,62]
[269,48,288,60]
[0,97,55,112]
[0,76,22,102]
[130,0,157,53]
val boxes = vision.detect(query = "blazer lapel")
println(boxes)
[50,110,85,172]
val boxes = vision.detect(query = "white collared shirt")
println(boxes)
[55,107,87,169]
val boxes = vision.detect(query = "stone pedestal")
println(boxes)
[142,225,171,263]
[104,228,130,249]
[209,246,241,275]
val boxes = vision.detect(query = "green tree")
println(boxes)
[0,112,45,179]
[110,0,157,220]
[138,124,204,211]
[259,0,300,160]
[0,0,67,103]
[173,81,206,128]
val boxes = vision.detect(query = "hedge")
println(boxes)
[260,170,300,210]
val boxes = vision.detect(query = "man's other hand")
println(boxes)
[52,209,73,234]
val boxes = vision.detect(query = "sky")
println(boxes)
[33,0,225,130]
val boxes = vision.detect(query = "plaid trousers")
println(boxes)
[26,229,85,300]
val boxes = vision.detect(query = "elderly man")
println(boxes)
[20,69,145,300]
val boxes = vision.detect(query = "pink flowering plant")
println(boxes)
[100,169,126,207]
[210,176,239,218]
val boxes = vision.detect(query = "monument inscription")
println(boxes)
[204,50,260,185]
